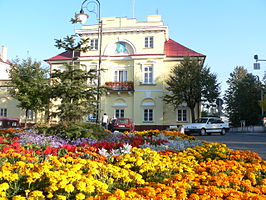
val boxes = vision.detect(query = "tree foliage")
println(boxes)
[50,34,105,125]
[8,58,49,124]
[163,57,220,122]
[224,66,262,126]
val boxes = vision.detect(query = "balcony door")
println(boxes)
[114,70,128,82]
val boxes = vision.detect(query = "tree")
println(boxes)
[224,66,262,126]
[163,57,220,122]
[50,34,105,125]
[8,58,49,126]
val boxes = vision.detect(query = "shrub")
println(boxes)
[34,122,109,140]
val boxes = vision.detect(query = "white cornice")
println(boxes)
[76,26,168,35]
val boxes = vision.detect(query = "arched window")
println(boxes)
[141,98,155,122]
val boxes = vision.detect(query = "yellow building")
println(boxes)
[0,45,39,124]
[46,15,205,130]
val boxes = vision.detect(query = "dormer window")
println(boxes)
[90,39,98,50]
[144,36,154,48]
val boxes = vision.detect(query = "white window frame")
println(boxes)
[177,109,187,122]
[26,110,35,120]
[115,109,125,118]
[142,65,153,84]
[87,64,98,86]
[114,70,128,82]
[90,38,99,50]
[143,108,153,122]
[0,108,7,117]
[144,36,154,48]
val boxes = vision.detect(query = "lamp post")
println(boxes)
[254,55,266,70]
[254,55,266,121]
[76,0,103,124]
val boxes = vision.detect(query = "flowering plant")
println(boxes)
[105,81,134,90]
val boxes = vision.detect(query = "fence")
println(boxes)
[230,126,266,133]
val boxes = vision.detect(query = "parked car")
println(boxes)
[182,117,230,136]
[0,117,20,129]
[108,118,117,132]
[112,118,135,132]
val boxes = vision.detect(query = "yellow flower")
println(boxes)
[65,183,75,193]
[76,181,86,191]
[47,193,53,199]
[28,191,45,199]
[56,195,67,200]
[76,193,86,200]
[11,195,26,200]
[0,183,9,191]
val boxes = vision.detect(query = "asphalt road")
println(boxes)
[194,131,266,160]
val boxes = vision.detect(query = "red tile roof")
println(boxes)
[164,39,205,57]
[0,58,11,65]
[45,51,80,61]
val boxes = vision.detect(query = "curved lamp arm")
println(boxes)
[76,0,101,24]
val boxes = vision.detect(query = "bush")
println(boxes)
[34,122,109,140]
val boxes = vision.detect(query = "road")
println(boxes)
[194,131,266,160]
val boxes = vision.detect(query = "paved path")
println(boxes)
[194,132,266,160]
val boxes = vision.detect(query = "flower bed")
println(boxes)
[0,129,265,199]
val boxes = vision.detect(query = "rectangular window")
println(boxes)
[26,110,35,120]
[145,36,154,48]
[0,108,7,117]
[115,109,125,118]
[87,65,98,86]
[114,70,128,82]
[144,108,153,122]
[90,39,98,50]
[177,109,187,122]
[143,65,153,84]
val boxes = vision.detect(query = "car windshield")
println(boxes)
[195,118,208,123]
[117,119,129,123]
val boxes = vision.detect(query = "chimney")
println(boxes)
[0,45,7,62]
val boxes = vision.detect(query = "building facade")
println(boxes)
[46,15,206,130]
[0,46,36,123]
[0,45,21,119]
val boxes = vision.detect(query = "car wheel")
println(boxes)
[199,128,206,136]
[221,128,226,135]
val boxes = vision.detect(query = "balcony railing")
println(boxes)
[105,81,134,91]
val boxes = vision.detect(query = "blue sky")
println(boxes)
[1,0,266,94]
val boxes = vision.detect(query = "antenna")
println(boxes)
[156,9,159,15]
[132,0,135,18]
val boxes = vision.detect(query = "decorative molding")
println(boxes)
[142,102,155,107]
[112,103,127,107]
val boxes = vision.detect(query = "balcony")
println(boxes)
[105,81,134,91]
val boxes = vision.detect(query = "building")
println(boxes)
[0,46,36,123]
[46,15,206,130]
[0,45,20,119]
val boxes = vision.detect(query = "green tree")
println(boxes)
[224,66,262,126]
[50,34,104,125]
[8,58,49,126]
[163,57,220,122]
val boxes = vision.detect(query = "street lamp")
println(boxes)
[76,0,103,124]
[254,55,266,121]
[254,55,266,70]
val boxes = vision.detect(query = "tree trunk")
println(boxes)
[189,106,196,123]
[24,109,28,127]
[34,110,38,124]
